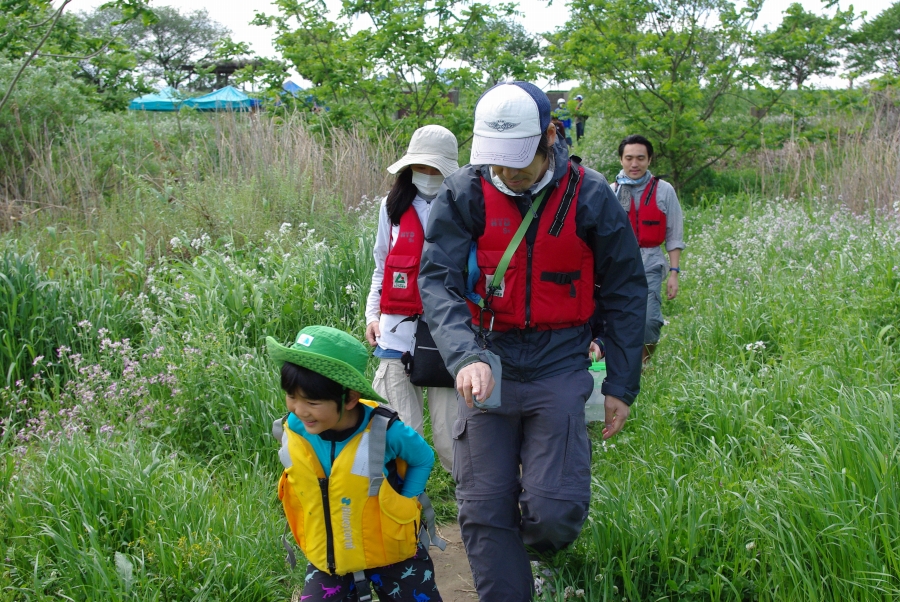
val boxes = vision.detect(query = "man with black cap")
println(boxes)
[419,81,646,600]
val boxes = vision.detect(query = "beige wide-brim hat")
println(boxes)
[387,125,459,178]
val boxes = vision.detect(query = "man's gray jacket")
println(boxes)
[419,141,647,404]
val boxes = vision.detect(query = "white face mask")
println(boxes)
[411,171,445,197]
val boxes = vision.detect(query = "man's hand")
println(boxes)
[666,272,679,300]
[365,321,381,346]
[602,395,630,440]
[456,362,495,408]
[589,340,604,361]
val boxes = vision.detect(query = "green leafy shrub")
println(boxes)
[0,60,95,193]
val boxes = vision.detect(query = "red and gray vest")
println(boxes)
[627,177,667,248]
[467,163,595,332]
[380,206,424,316]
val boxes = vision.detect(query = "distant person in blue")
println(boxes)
[551,98,573,146]
[573,95,587,143]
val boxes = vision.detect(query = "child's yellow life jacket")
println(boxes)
[274,400,444,576]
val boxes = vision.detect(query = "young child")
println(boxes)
[267,325,444,602]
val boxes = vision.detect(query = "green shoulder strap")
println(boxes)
[485,188,549,298]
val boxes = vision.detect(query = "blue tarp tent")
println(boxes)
[184,86,260,111]
[282,80,303,96]
[128,87,182,111]
[280,80,328,111]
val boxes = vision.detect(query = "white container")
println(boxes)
[585,361,606,423]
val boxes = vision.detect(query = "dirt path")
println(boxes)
[431,524,478,601]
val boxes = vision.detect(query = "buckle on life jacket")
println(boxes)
[476,306,495,350]
[353,570,373,602]
[540,270,581,297]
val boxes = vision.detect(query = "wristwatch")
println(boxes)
[669,267,680,273]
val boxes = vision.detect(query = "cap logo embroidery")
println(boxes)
[485,119,520,132]
[296,333,314,346]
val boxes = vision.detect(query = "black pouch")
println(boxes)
[404,319,455,388]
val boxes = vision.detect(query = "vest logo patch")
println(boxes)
[484,273,506,298]
[393,272,408,289]
[489,217,513,235]
[341,499,354,549]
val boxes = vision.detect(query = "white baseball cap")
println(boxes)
[470,82,552,169]
[387,125,459,177]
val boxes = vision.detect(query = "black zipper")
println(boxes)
[525,243,534,326]
[319,478,336,574]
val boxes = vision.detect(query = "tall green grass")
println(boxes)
[2,187,899,600]
[0,435,298,600]
[540,197,900,601]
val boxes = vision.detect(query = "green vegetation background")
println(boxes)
[1,104,899,600]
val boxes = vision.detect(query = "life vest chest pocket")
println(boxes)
[279,471,307,551]
[377,481,421,560]
[383,254,421,303]
[474,249,521,323]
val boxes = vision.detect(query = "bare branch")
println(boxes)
[37,41,112,61]
[0,0,74,114]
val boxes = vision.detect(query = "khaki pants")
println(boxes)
[372,358,456,472]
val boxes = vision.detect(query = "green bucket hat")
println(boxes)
[266,326,387,404]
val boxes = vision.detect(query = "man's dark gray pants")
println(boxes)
[451,369,593,601]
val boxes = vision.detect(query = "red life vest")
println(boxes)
[380,206,424,316]
[627,177,667,248]
[467,164,595,332]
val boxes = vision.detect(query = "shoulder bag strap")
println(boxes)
[484,188,549,301]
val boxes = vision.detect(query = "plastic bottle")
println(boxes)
[585,360,606,423]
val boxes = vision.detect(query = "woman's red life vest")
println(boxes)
[380,206,424,316]
[467,163,595,332]
[627,177,667,248]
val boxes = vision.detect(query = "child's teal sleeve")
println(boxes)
[385,420,435,497]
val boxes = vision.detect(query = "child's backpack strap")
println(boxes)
[418,492,447,551]
[272,413,288,440]
[367,406,446,550]
[368,405,447,550]
[367,408,395,495]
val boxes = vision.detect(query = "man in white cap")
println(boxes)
[419,81,646,600]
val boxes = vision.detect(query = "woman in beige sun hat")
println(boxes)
[363,125,459,473]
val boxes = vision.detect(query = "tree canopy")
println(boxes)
[846,2,900,80]
[252,0,543,138]
[757,2,854,89]
[548,0,785,190]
